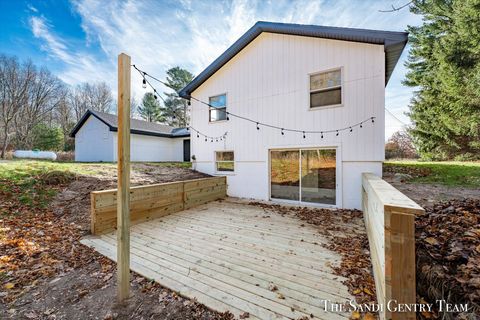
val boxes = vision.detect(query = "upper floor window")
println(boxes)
[310,69,342,108]
[209,94,227,122]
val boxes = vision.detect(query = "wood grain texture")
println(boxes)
[90,176,227,235]
[117,52,131,302]
[362,173,424,320]
[82,199,356,320]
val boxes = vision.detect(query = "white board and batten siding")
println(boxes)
[112,133,188,162]
[190,33,385,209]
[75,116,189,162]
[75,116,114,162]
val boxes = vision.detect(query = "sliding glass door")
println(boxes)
[270,148,336,205]
[270,150,300,201]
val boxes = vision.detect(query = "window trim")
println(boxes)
[308,67,344,110]
[214,150,235,173]
[208,93,228,123]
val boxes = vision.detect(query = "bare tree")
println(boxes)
[13,67,65,149]
[0,55,35,158]
[385,131,418,159]
[70,82,113,121]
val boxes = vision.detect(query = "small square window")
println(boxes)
[209,94,227,122]
[215,151,234,172]
[310,69,342,108]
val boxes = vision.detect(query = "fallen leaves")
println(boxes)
[249,202,377,312]
[416,199,480,318]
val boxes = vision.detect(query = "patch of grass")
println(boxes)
[0,160,105,212]
[141,162,191,168]
[384,161,480,188]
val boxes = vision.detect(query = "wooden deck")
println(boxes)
[81,199,355,320]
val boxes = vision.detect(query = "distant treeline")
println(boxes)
[0,54,114,157]
[0,53,194,158]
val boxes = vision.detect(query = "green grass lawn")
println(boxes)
[384,160,480,188]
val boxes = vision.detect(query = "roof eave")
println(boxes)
[179,21,408,98]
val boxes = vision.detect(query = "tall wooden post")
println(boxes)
[117,53,131,302]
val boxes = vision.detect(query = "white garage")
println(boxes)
[70,110,190,162]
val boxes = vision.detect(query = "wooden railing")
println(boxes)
[362,173,424,320]
[90,176,227,235]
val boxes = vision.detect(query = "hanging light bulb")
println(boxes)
[302,131,306,139]
[226,112,230,121]
[336,130,339,136]
[360,122,363,128]
[197,133,199,138]
[350,127,353,132]
[321,132,324,139]
[281,128,284,135]
[205,138,207,142]
[187,100,191,106]
[256,122,260,130]
[371,117,375,123]
[142,78,147,89]
[154,94,157,100]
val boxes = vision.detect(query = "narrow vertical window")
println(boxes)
[209,94,227,122]
[310,69,342,108]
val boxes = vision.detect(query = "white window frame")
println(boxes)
[266,144,342,209]
[208,93,228,123]
[308,67,344,110]
[215,150,234,173]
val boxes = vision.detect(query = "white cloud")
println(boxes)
[29,15,112,88]
[30,0,420,139]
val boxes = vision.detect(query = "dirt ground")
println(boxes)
[383,170,479,320]
[383,172,480,208]
[2,162,478,319]
[1,164,235,320]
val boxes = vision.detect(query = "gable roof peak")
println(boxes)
[179,21,408,98]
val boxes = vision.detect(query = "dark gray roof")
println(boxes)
[70,110,190,138]
[179,21,408,98]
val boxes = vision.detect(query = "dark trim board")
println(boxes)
[70,110,190,139]
[179,21,408,98]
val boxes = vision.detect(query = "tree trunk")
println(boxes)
[1,126,9,159]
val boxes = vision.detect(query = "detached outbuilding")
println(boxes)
[70,110,190,162]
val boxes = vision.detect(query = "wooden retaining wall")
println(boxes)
[362,173,424,320]
[90,176,227,235]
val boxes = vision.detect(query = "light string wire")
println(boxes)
[133,64,376,139]
[132,64,227,141]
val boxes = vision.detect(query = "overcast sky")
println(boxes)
[0,0,422,139]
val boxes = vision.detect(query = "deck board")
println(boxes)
[81,199,356,320]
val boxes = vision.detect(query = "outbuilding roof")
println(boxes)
[179,21,408,98]
[69,110,190,138]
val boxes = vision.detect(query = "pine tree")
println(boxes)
[162,67,194,127]
[405,0,480,160]
[138,92,164,123]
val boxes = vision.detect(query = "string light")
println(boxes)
[142,78,147,89]
[132,64,377,139]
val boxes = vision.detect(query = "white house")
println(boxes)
[70,110,190,162]
[179,21,408,209]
